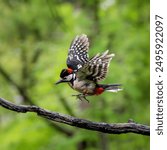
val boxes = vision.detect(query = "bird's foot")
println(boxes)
[72,94,89,102]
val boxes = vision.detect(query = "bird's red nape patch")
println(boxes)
[95,87,104,95]
[67,68,73,74]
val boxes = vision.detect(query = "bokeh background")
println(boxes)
[0,0,149,150]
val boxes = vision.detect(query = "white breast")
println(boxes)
[69,78,95,94]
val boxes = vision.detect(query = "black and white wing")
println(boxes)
[77,50,115,81]
[67,34,89,71]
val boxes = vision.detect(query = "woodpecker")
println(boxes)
[55,34,121,101]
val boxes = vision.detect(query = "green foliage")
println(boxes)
[0,0,149,149]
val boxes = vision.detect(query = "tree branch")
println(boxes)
[0,58,74,136]
[0,97,150,136]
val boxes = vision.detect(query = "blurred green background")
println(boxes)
[0,0,149,150]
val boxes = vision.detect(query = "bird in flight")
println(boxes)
[56,34,121,101]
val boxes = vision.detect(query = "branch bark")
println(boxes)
[0,97,150,136]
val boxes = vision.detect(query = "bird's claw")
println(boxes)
[72,94,89,102]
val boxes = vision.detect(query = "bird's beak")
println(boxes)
[55,79,68,85]
[55,79,64,85]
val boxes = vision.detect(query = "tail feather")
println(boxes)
[99,84,122,93]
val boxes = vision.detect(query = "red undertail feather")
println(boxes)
[95,87,105,95]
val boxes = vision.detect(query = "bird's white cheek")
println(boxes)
[66,74,73,81]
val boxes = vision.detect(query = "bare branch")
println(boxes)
[0,62,74,136]
[0,97,150,136]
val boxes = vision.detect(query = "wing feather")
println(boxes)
[67,34,89,70]
[77,50,115,81]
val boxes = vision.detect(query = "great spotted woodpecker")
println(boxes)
[55,34,121,101]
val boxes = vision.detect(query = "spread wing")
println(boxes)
[67,34,89,71]
[77,50,115,82]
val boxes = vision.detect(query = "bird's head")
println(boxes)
[55,68,74,85]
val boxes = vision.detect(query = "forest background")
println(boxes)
[0,0,150,149]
